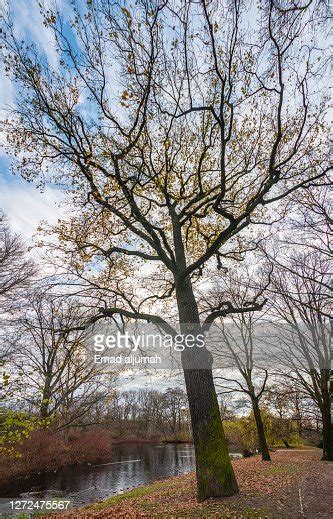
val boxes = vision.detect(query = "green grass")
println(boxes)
[180,504,270,518]
[88,478,271,518]
[264,464,297,475]
[90,480,169,511]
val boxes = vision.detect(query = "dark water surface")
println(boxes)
[2,443,197,508]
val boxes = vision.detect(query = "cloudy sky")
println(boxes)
[1,0,327,245]
[0,0,181,392]
[0,0,67,242]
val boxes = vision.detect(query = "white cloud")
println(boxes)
[9,0,61,70]
[0,63,15,110]
[0,174,64,242]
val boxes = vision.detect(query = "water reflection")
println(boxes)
[2,443,196,508]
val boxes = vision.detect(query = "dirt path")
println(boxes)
[299,451,333,518]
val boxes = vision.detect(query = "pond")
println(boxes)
[1,443,196,509]
[1,443,242,510]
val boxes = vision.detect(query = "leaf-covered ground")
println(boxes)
[48,449,332,518]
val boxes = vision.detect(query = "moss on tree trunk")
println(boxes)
[176,275,238,500]
[184,367,239,501]
[196,398,239,500]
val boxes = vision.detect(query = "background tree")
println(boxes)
[263,381,322,445]
[262,179,332,460]
[1,0,329,499]
[10,292,112,427]
[0,211,35,310]
[263,384,300,448]
[0,210,36,406]
[104,388,190,441]
[160,387,189,441]
[206,267,271,460]
[268,252,332,460]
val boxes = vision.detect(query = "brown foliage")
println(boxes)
[0,428,113,485]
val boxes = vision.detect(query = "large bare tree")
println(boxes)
[1,0,329,499]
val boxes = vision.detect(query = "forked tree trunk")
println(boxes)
[251,397,271,461]
[176,277,238,501]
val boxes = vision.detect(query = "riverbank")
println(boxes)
[0,428,186,489]
[48,449,332,518]
[0,442,196,505]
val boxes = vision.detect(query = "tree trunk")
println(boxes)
[40,378,51,420]
[319,370,332,461]
[176,277,238,501]
[183,366,239,500]
[251,397,271,461]
[321,409,333,461]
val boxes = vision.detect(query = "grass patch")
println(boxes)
[264,464,297,476]
[88,477,271,518]
[183,503,270,518]
[89,479,171,511]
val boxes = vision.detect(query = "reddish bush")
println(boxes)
[0,428,114,485]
